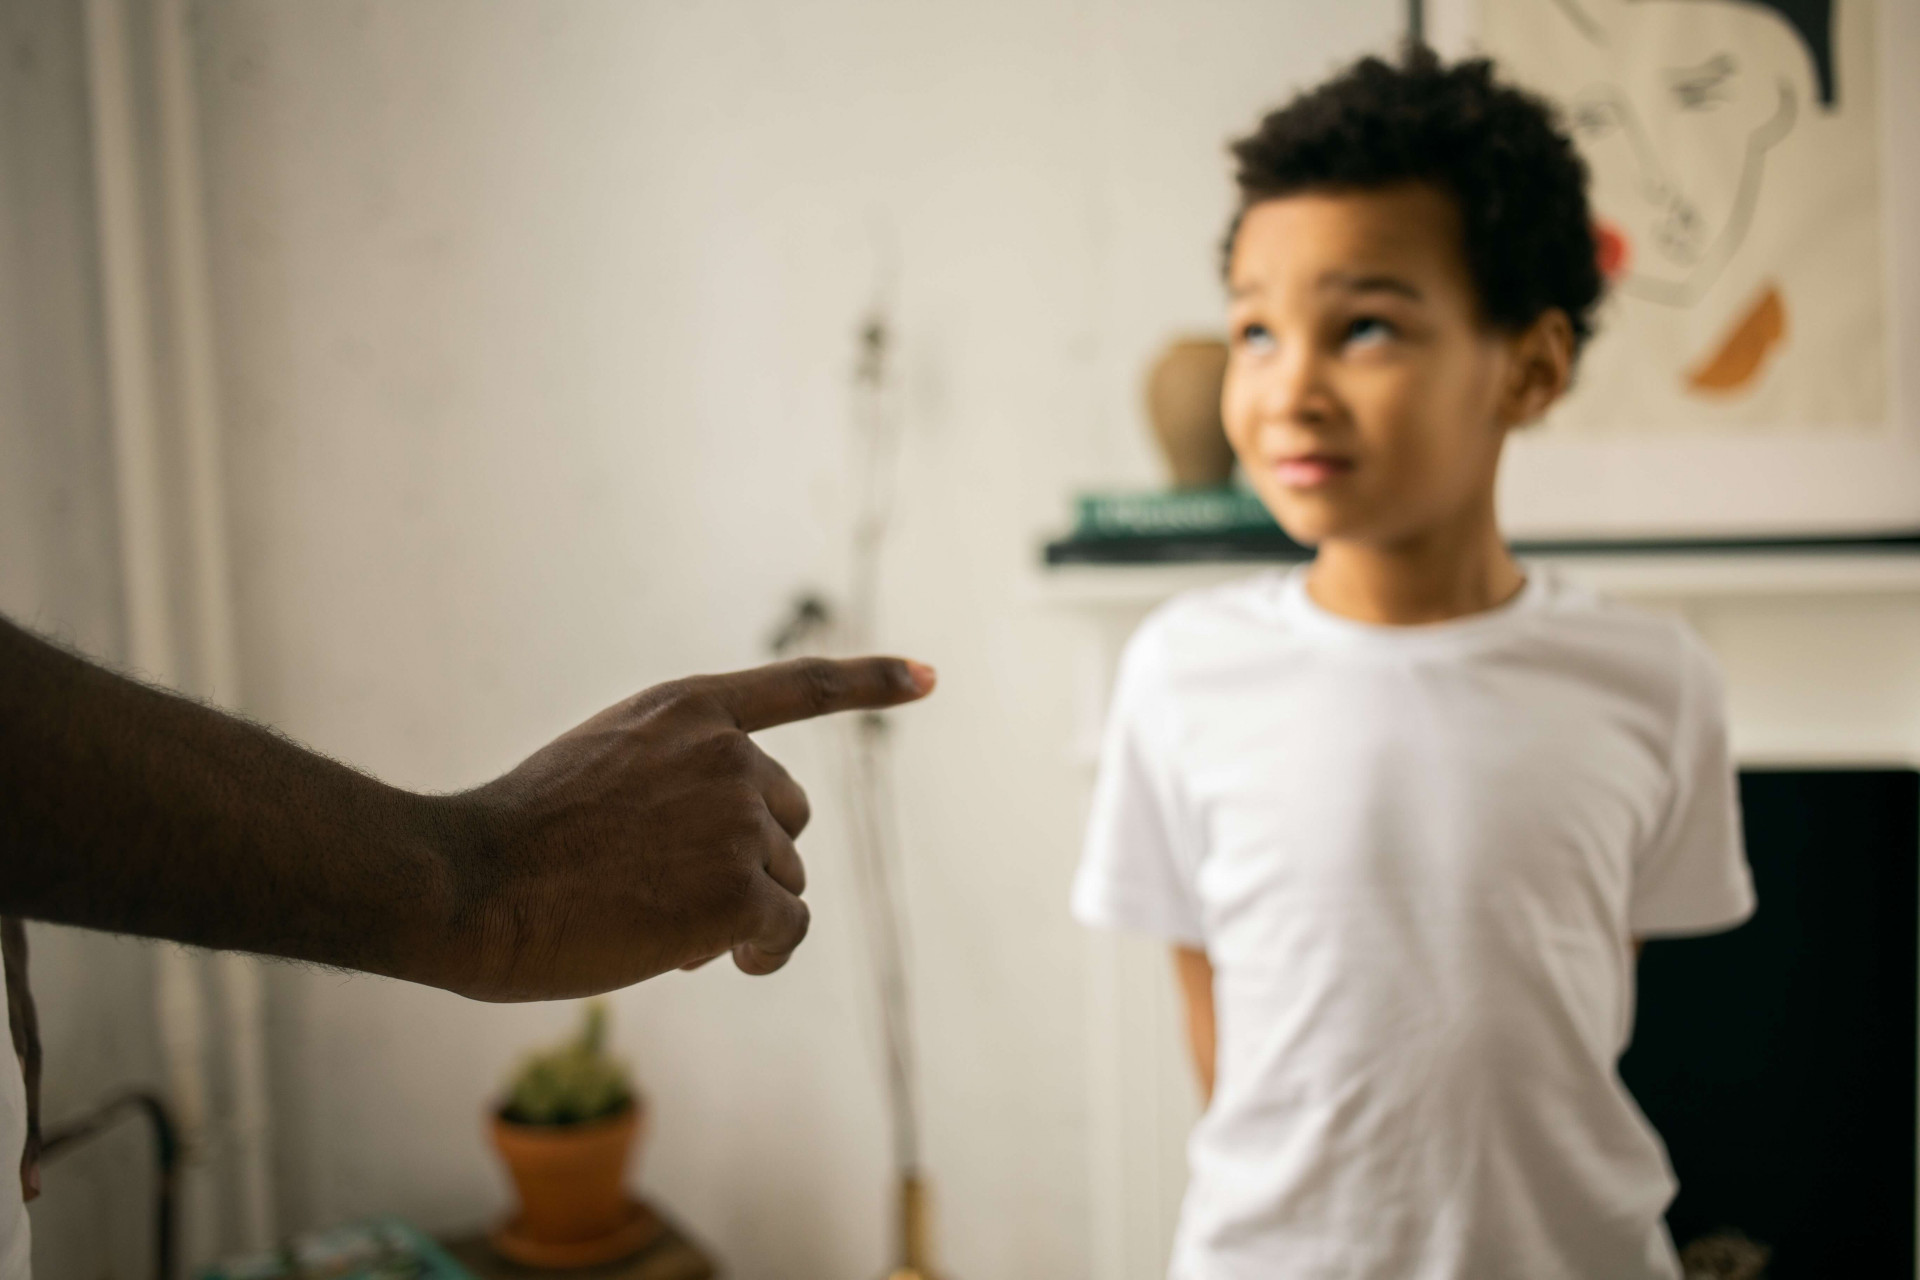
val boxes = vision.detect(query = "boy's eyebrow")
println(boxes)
[1228,272,1425,302]
[1316,270,1423,300]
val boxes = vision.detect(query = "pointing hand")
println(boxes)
[440,657,936,1001]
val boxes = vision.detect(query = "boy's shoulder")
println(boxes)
[1121,569,1297,675]
[1139,568,1292,632]
[1526,570,1719,689]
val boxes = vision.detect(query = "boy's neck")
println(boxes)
[1306,504,1524,627]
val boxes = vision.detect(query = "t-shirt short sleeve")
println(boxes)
[1629,628,1757,938]
[1071,619,1207,947]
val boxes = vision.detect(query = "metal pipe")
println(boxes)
[42,1090,181,1280]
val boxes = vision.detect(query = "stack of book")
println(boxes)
[1045,493,1920,566]
[1047,488,1309,564]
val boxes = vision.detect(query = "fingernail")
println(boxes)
[905,660,937,694]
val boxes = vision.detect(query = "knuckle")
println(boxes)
[637,677,694,713]
[793,657,850,711]
[736,807,774,851]
[703,729,758,775]
[724,824,765,871]
[630,678,711,730]
[712,852,761,918]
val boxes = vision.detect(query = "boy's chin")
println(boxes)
[1267,496,1351,549]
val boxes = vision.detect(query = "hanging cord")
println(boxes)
[761,256,931,1273]
[763,303,923,1182]
[843,307,923,1180]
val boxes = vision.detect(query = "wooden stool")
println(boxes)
[442,1203,717,1280]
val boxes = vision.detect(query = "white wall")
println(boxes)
[184,3,1400,1277]
[0,0,122,643]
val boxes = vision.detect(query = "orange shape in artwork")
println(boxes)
[1594,218,1630,281]
[1686,284,1787,395]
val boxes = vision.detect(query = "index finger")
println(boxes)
[702,656,937,733]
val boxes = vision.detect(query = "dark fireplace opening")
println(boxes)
[1622,769,1919,1278]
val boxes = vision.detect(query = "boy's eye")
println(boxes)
[1236,322,1276,354]
[1343,316,1395,347]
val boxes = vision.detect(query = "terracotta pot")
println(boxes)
[1145,336,1233,490]
[491,1103,643,1245]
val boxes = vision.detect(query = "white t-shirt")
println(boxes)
[1072,566,1754,1280]
[0,1012,27,1278]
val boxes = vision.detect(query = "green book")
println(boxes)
[1074,488,1278,538]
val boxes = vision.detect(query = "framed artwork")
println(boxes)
[1424,0,1920,540]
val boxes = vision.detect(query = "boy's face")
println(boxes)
[1223,184,1533,549]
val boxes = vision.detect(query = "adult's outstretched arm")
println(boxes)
[0,616,934,1001]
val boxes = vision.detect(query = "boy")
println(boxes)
[1071,49,1754,1280]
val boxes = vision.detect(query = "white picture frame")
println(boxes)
[1424,0,1920,541]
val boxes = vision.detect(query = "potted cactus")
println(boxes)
[488,1001,655,1266]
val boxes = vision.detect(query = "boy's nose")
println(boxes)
[1259,347,1335,427]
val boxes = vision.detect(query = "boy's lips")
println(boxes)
[1272,454,1355,489]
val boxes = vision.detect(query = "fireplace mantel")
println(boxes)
[1035,548,1920,611]
[1036,548,1920,771]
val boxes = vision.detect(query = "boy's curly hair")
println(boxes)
[1226,45,1603,352]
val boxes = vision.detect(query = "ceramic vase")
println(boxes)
[1145,336,1233,489]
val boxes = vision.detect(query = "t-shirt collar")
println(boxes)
[1273,561,1550,654]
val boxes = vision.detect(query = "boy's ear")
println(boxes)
[1499,309,1575,429]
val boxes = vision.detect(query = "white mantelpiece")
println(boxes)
[1039,548,1920,609]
